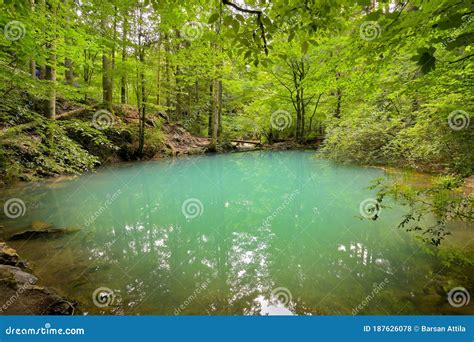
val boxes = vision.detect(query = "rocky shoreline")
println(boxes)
[0,241,76,315]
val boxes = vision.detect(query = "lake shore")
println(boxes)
[0,241,76,315]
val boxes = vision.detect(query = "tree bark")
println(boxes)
[208,82,213,138]
[209,78,219,151]
[334,71,341,118]
[29,0,36,78]
[217,79,223,140]
[45,52,56,119]
[65,58,73,84]
[121,15,128,104]
[102,53,113,112]
[137,5,146,156]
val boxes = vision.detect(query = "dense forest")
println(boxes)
[1,0,472,180]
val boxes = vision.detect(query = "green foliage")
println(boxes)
[370,176,473,246]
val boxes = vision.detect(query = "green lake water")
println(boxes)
[1,151,473,315]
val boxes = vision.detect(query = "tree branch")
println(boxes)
[449,53,474,64]
[222,0,268,55]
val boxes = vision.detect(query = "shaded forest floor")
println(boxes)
[0,99,239,185]
[0,98,321,186]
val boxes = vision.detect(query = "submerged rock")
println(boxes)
[0,265,37,286]
[8,221,80,240]
[0,242,28,268]
[0,241,77,315]
[0,283,77,315]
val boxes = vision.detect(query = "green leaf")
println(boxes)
[208,13,220,24]
[224,15,233,26]
[231,19,240,33]
[301,41,309,54]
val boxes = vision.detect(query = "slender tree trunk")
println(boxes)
[138,61,146,156]
[217,79,222,140]
[209,78,219,151]
[137,6,146,156]
[174,30,182,119]
[65,58,73,84]
[39,65,46,80]
[29,0,36,78]
[164,34,171,117]
[29,60,36,78]
[195,80,199,104]
[45,52,56,119]
[102,53,113,111]
[208,82,213,138]
[334,71,341,118]
[156,41,161,106]
[175,66,181,119]
[209,0,222,148]
[111,1,117,97]
[308,93,322,132]
[121,15,128,104]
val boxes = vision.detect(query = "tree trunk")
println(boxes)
[334,71,341,118]
[102,53,113,112]
[45,52,56,119]
[137,6,146,157]
[29,60,36,79]
[121,16,128,104]
[164,34,171,117]
[217,79,223,140]
[29,0,36,78]
[65,58,73,84]
[209,78,219,151]
[208,82,213,138]
[174,30,182,119]
[175,66,182,119]
[156,41,161,106]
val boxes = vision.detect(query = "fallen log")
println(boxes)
[231,139,262,145]
[56,107,88,120]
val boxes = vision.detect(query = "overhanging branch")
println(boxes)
[222,0,268,55]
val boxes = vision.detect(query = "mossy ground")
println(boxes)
[0,94,165,185]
